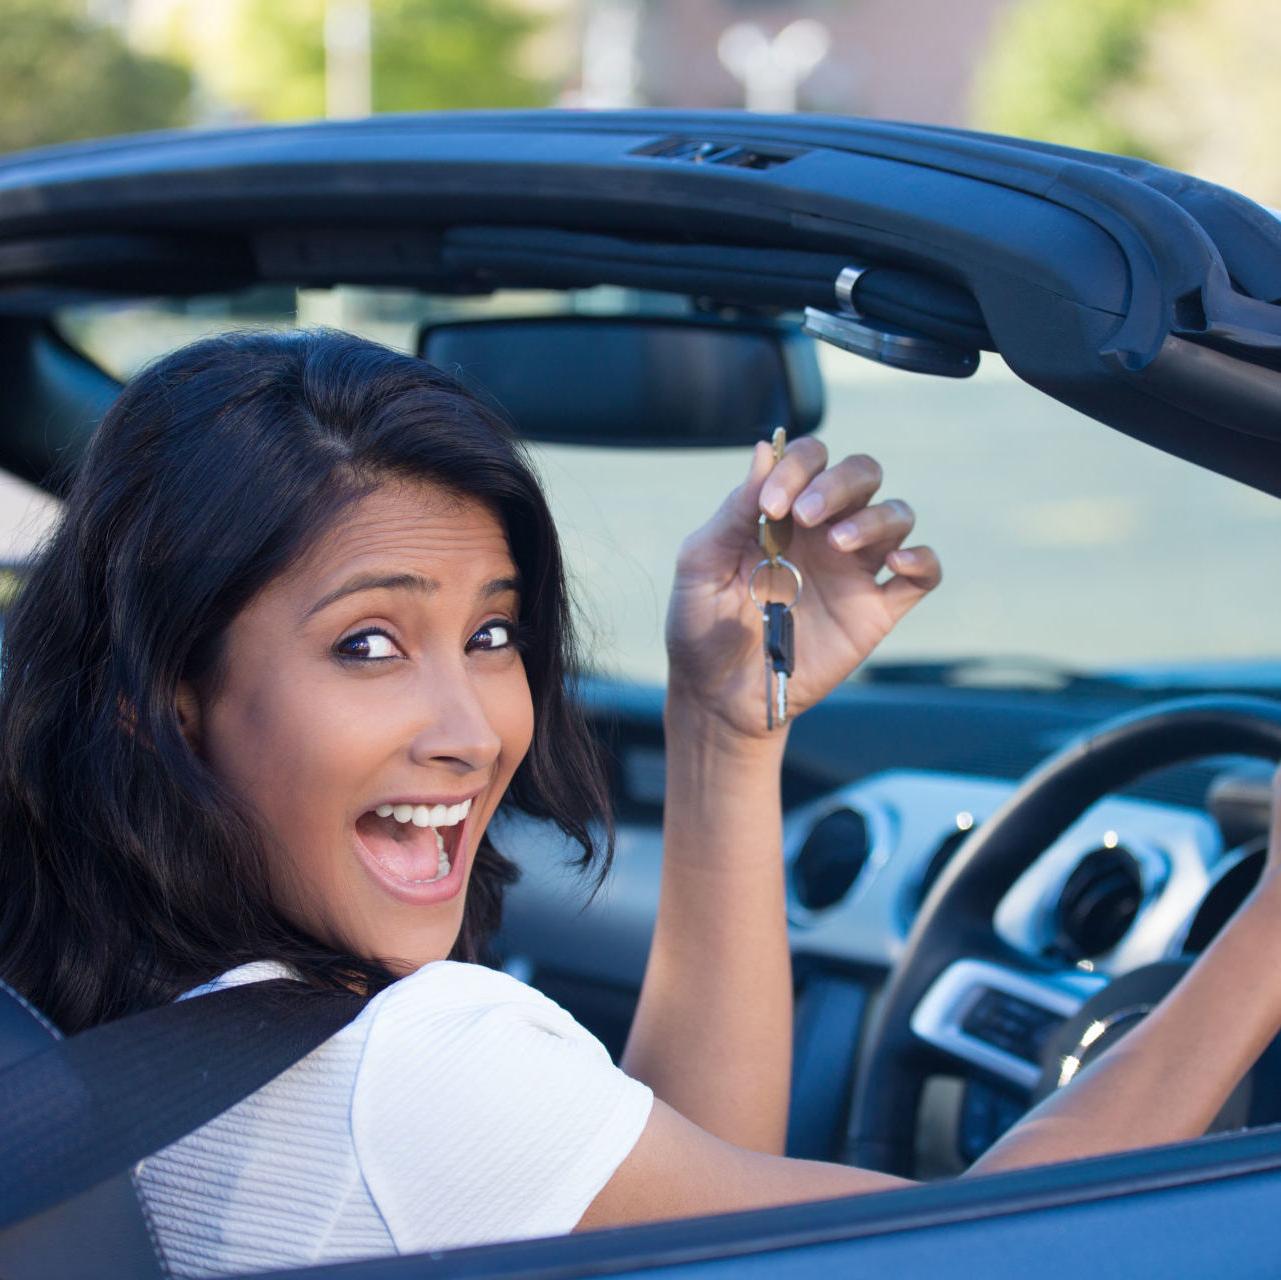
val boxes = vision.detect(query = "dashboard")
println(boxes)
[493,681,1277,1176]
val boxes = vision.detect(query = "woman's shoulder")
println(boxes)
[351,961,653,1253]
[364,958,590,1042]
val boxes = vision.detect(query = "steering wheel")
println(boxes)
[848,696,1281,1177]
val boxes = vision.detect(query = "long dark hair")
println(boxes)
[0,327,614,1033]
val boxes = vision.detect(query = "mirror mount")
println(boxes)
[804,264,981,379]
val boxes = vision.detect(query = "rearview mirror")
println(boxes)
[417,315,824,447]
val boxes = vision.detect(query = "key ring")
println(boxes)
[748,556,803,613]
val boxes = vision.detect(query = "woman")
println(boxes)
[1,328,1278,1278]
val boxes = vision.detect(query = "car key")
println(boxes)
[763,599,795,729]
[757,425,793,564]
[749,426,803,732]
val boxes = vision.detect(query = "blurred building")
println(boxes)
[568,0,1018,124]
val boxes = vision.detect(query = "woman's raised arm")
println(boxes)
[620,439,941,1153]
[602,437,1281,1229]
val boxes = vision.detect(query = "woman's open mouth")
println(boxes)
[352,795,475,903]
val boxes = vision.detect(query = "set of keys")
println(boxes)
[750,426,802,731]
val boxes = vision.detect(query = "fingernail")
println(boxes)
[831,522,858,550]
[747,441,765,475]
[794,492,824,524]
[891,549,917,568]
[760,484,786,518]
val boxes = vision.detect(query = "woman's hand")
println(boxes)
[665,436,941,740]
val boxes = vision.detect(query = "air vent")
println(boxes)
[1052,846,1143,960]
[630,136,800,170]
[791,808,870,912]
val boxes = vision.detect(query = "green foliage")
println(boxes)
[0,0,190,153]
[371,0,546,113]
[224,0,330,122]
[228,0,548,122]
[972,0,1190,159]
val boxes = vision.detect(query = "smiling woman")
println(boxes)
[5,325,1281,1280]
[0,329,651,1273]
[0,327,612,1025]
[181,479,537,967]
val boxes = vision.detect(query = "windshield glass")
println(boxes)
[52,286,1281,687]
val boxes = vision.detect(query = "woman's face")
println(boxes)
[180,478,535,974]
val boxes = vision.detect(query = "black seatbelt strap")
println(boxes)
[0,980,369,1232]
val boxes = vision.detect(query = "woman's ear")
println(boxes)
[175,679,203,753]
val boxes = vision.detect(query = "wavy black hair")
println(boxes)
[0,327,614,1033]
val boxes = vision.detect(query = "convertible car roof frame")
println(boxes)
[0,109,1278,494]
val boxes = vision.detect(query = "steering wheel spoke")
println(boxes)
[911,956,1106,1091]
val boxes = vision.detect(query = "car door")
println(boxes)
[229,1123,1281,1278]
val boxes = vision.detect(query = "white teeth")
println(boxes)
[366,802,461,886]
[374,797,472,826]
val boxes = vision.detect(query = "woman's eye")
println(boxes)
[471,619,525,652]
[334,629,401,662]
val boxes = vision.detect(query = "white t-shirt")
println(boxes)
[133,959,654,1279]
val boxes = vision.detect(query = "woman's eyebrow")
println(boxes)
[304,571,522,619]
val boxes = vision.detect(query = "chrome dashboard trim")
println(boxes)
[498,768,1231,991]
[993,804,1219,971]
[911,958,1105,1091]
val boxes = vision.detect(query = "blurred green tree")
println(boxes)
[222,0,549,122]
[1111,0,1281,203]
[971,0,1189,159]
[973,0,1280,204]
[0,0,190,152]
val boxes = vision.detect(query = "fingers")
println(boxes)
[828,498,914,554]
[715,443,934,601]
[702,435,831,554]
[880,545,943,621]
[784,453,883,528]
[758,436,831,519]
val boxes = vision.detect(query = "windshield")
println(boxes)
[51,286,1281,687]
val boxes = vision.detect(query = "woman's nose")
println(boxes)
[405,668,504,773]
